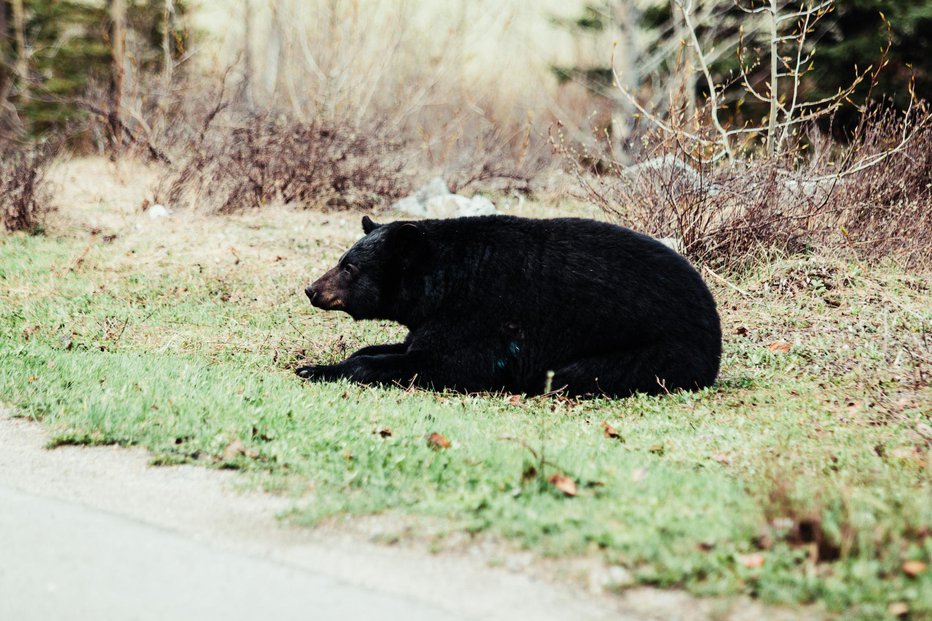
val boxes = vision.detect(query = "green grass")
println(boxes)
[1,223,930,620]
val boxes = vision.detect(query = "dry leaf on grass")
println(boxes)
[888,602,909,617]
[222,439,245,461]
[902,560,927,577]
[377,427,392,438]
[738,553,766,569]
[915,422,932,443]
[427,432,451,450]
[631,467,648,482]
[601,421,623,440]
[767,341,792,353]
[549,473,577,497]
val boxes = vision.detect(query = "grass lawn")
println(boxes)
[1,191,929,619]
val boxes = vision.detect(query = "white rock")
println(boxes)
[391,177,498,218]
[392,195,428,217]
[414,177,451,201]
[424,194,498,218]
[588,565,635,594]
[147,204,171,219]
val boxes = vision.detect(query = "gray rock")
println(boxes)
[414,177,450,202]
[392,196,429,217]
[424,195,497,218]
[391,178,498,218]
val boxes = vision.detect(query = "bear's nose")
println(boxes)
[305,285,317,302]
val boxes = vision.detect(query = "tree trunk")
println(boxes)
[109,0,126,154]
[242,0,253,106]
[161,0,175,93]
[11,0,27,103]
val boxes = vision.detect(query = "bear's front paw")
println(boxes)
[295,365,322,380]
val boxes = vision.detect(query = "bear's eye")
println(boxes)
[342,264,359,278]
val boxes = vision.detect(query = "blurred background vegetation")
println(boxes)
[1,1,930,267]
[1,0,928,144]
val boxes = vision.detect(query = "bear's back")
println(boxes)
[418,215,719,352]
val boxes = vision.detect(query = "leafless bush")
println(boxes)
[559,0,932,271]
[564,100,932,271]
[154,89,413,213]
[829,105,932,267]
[0,142,54,233]
[413,110,552,196]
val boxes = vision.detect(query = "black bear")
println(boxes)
[297,215,721,398]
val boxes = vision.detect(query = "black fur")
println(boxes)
[297,215,722,398]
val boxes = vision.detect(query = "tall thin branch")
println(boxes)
[161,0,176,93]
[675,0,735,162]
[766,0,779,155]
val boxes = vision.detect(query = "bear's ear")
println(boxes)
[388,222,424,251]
[362,216,381,234]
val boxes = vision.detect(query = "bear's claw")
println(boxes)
[295,365,318,379]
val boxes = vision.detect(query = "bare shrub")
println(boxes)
[0,142,54,233]
[563,99,932,271]
[154,95,413,213]
[413,110,552,196]
[559,0,932,272]
[829,105,932,268]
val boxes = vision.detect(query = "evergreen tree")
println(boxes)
[554,0,931,132]
[811,1,932,114]
[0,0,187,138]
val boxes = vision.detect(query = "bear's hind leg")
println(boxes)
[548,343,719,398]
[348,342,409,359]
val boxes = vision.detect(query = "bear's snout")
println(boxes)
[305,268,347,311]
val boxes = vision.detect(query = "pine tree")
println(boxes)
[0,0,187,139]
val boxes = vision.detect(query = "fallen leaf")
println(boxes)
[767,341,792,353]
[738,553,766,569]
[222,439,245,461]
[712,453,731,465]
[903,560,927,577]
[507,394,523,405]
[601,421,623,440]
[377,427,392,438]
[734,326,748,336]
[549,473,577,497]
[427,432,451,450]
[631,467,648,482]
[916,422,932,443]
[888,602,909,618]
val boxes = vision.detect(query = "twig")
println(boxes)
[703,264,751,297]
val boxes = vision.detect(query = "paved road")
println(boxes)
[0,485,465,621]
[0,413,626,621]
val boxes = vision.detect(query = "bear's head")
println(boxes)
[304,216,424,321]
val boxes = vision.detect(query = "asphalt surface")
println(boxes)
[0,413,626,621]
[0,485,463,621]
